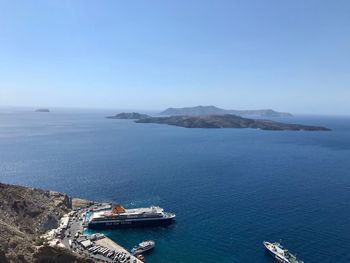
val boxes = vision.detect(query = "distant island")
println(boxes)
[136,114,330,131]
[106,111,330,131]
[106,112,150,119]
[35,108,50,112]
[160,105,292,118]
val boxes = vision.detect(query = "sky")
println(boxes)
[0,0,349,114]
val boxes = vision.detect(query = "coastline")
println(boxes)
[43,201,143,263]
[0,182,143,263]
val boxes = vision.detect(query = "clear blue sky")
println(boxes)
[0,0,349,114]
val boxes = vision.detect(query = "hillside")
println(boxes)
[160,106,293,117]
[0,183,93,263]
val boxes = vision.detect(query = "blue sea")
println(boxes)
[0,108,349,263]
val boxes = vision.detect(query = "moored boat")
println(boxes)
[88,205,175,229]
[263,241,303,263]
[131,240,155,255]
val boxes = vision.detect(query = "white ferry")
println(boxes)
[263,241,304,263]
[88,205,175,229]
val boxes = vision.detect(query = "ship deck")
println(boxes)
[90,206,164,221]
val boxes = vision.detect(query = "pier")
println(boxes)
[95,236,143,263]
[95,237,129,254]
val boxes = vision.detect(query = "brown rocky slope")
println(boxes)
[0,182,94,263]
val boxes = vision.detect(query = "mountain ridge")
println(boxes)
[160,105,292,118]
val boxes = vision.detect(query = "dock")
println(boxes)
[95,237,129,254]
[43,203,144,263]
[95,236,143,263]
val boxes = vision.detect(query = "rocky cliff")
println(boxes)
[0,183,93,263]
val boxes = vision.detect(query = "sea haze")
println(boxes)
[0,109,349,263]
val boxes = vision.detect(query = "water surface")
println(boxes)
[0,108,349,262]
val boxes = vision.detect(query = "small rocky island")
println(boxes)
[106,112,149,119]
[136,114,330,131]
[35,108,50,112]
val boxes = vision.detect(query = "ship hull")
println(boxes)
[265,250,287,263]
[88,217,174,229]
[263,242,292,263]
[264,248,279,260]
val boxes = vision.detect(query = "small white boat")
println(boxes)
[131,240,155,255]
[263,241,303,263]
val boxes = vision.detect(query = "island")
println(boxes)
[136,114,330,131]
[160,105,293,118]
[35,108,50,112]
[106,112,149,119]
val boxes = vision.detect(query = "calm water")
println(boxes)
[0,108,349,263]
